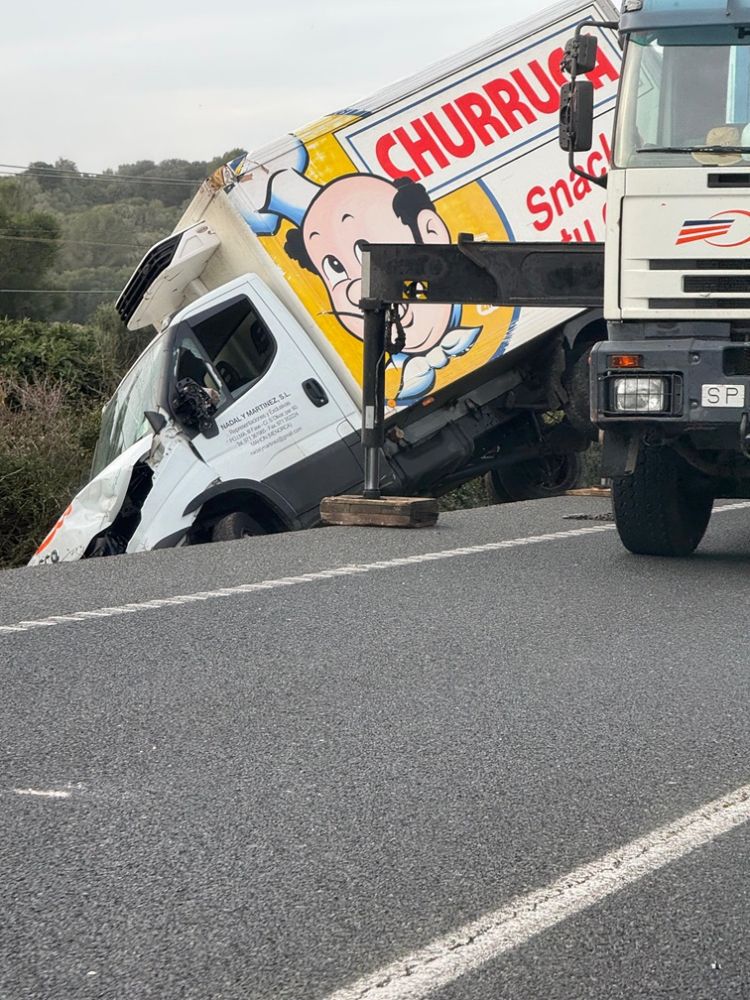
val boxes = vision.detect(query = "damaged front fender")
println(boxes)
[28,436,154,566]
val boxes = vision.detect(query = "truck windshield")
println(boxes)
[615,26,750,167]
[90,339,165,479]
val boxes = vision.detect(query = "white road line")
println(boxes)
[0,524,614,636]
[2,501,748,637]
[13,787,72,799]
[324,782,750,1000]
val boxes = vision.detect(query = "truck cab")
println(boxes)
[565,0,750,555]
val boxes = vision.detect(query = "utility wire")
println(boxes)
[0,288,120,294]
[0,232,146,250]
[0,163,209,186]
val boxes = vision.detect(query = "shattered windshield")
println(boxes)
[90,339,166,479]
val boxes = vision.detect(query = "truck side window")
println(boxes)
[190,298,276,401]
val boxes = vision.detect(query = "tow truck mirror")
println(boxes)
[562,33,599,76]
[559,80,594,152]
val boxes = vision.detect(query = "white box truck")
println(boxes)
[30,0,619,565]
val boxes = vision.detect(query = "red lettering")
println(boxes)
[393,119,450,179]
[425,107,476,158]
[527,185,554,232]
[572,172,591,201]
[511,60,559,116]
[483,78,536,132]
[454,92,508,145]
[586,47,620,89]
[547,48,567,88]
[550,177,575,217]
[375,133,419,182]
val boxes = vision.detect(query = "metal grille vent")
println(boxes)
[724,347,750,376]
[684,275,750,294]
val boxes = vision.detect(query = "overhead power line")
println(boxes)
[0,163,208,187]
[0,288,120,294]
[0,232,146,250]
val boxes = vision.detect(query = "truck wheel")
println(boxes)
[211,511,264,542]
[485,452,581,504]
[611,446,713,557]
[563,345,598,441]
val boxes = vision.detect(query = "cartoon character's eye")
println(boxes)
[321,255,348,287]
[353,239,367,264]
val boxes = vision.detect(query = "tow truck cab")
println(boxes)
[564,0,750,555]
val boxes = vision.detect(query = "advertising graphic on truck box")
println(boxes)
[208,3,619,407]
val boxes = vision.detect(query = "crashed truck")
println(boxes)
[30,0,620,565]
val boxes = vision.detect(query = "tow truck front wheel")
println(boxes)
[612,445,713,557]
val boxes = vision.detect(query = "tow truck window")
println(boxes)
[616,27,750,167]
[189,298,276,401]
[91,340,165,478]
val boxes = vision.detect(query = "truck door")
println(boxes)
[168,276,362,514]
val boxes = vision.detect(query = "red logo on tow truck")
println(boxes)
[676,209,750,247]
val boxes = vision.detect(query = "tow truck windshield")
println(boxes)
[615,26,750,167]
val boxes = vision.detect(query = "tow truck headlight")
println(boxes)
[612,376,667,413]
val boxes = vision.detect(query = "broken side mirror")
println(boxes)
[559,80,595,152]
[562,33,599,76]
[170,378,219,438]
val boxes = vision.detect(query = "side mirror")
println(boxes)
[561,33,599,76]
[170,378,219,438]
[559,80,595,152]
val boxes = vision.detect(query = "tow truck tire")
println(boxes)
[484,452,581,504]
[211,511,264,542]
[612,445,713,557]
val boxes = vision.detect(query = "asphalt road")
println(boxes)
[2,497,750,1000]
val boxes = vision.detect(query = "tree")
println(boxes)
[0,180,61,320]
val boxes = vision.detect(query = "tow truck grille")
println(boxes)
[683,275,750,294]
[724,347,750,376]
[649,298,750,310]
[649,259,749,271]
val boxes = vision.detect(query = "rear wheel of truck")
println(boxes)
[484,452,581,504]
[211,511,264,542]
[611,445,713,557]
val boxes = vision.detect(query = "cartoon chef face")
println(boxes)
[285,174,453,356]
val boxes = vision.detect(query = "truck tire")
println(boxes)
[611,445,713,557]
[485,452,581,504]
[211,511,264,542]
[563,345,598,441]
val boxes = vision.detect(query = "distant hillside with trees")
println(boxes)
[0,152,243,324]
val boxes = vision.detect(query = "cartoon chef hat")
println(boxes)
[224,138,322,236]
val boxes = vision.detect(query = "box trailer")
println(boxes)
[31,0,619,564]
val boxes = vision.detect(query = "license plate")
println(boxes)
[701,384,746,408]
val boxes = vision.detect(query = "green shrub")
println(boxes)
[0,377,98,566]
[0,310,152,568]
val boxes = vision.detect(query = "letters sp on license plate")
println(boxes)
[701,384,746,408]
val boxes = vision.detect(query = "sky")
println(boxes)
[1,0,562,172]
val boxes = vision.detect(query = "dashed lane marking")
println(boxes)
[0,524,615,635]
[2,502,748,637]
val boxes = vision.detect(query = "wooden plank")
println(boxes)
[320,495,439,528]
